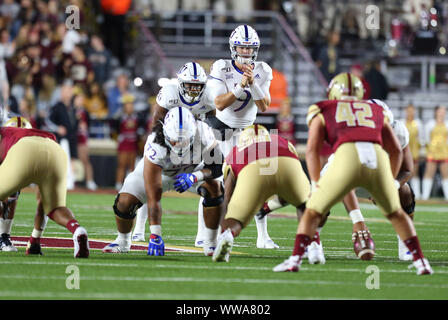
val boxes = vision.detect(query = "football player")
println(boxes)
[0,112,89,258]
[102,107,224,256]
[212,124,310,263]
[273,73,433,275]
[197,24,278,249]
[129,62,216,244]
[0,116,49,255]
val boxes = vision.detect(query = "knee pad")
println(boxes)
[113,194,142,220]
[198,185,224,207]
[402,183,416,215]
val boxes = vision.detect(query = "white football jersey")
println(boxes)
[144,120,217,177]
[156,83,215,117]
[208,59,273,129]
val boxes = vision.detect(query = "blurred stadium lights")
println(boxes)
[133,77,143,87]
[440,47,446,55]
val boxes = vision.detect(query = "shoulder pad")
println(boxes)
[306,103,322,127]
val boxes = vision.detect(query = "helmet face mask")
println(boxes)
[162,107,197,158]
[177,62,207,104]
[229,25,260,65]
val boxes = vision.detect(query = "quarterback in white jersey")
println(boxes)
[196,24,278,250]
[102,107,225,256]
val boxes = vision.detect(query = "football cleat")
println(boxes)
[195,239,204,248]
[409,258,433,275]
[307,241,326,264]
[0,233,18,252]
[73,227,89,258]
[273,255,302,272]
[102,241,130,253]
[26,237,43,255]
[132,233,146,242]
[398,236,413,261]
[212,229,234,262]
[352,230,375,260]
[256,238,279,249]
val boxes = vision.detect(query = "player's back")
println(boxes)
[225,133,298,178]
[307,99,386,152]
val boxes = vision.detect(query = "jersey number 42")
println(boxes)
[335,102,375,128]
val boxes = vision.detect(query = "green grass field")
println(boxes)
[1,191,447,300]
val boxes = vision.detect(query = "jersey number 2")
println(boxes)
[335,102,375,128]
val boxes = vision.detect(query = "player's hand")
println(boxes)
[243,64,254,85]
[147,234,165,256]
[174,173,197,193]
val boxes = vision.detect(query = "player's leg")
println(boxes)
[439,161,448,200]
[103,159,146,253]
[26,188,48,255]
[255,195,288,219]
[410,158,421,199]
[368,146,432,274]
[194,197,206,247]
[213,163,272,262]
[396,183,415,261]
[0,192,20,252]
[421,160,437,200]
[197,179,224,256]
[131,204,147,242]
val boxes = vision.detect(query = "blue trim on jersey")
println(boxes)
[231,60,244,74]
[193,62,197,79]
[209,75,224,82]
[179,107,183,129]
[244,25,248,39]
[179,93,200,106]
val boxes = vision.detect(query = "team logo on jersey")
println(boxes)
[255,74,260,79]
[169,99,179,104]
[222,67,231,72]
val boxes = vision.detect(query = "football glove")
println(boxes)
[174,173,197,193]
[147,234,165,256]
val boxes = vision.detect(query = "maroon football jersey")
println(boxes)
[225,134,299,178]
[307,99,385,152]
[0,127,56,161]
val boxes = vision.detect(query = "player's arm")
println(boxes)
[150,103,168,130]
[382,122,403,178]
[396,144,414,187]
[143,157,163,225]
[212,82,239,111]
[306,116,325,185]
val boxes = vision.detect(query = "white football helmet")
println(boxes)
[229,25,260,65]
[163,106,197,157]
[177,62,207,104]
[369,99,394,124]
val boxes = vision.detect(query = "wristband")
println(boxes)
[394,179,400,189]
[232,84,245,99]
[250,83,265,101]
[193,171,204,182]
[311,181,318,193]
[150,224,162,236]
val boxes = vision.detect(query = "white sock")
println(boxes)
[422,178,433,200]
[196,198,206,242]
[442,179,448,200]
[204,227,218,244]
[150,224,162,236]
[0,218,13,234]
[133,204,147,235]
[32,228,43,238]
[255,215,270,240]
[349,209,365,224]
[410,177,421,199]
[266,196,285,212]
[117,231,132,244]
[316,227,322,235]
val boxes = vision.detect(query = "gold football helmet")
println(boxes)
[327,72,364,100]
[4,116,33,129]
[237,124,271,149]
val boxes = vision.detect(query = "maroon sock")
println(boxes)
[312,231,320,245]
[292,234,312,256]
[262,202,271,214]
[66,219,80,234]
[404,236,424,261]
[29,236,40,245]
